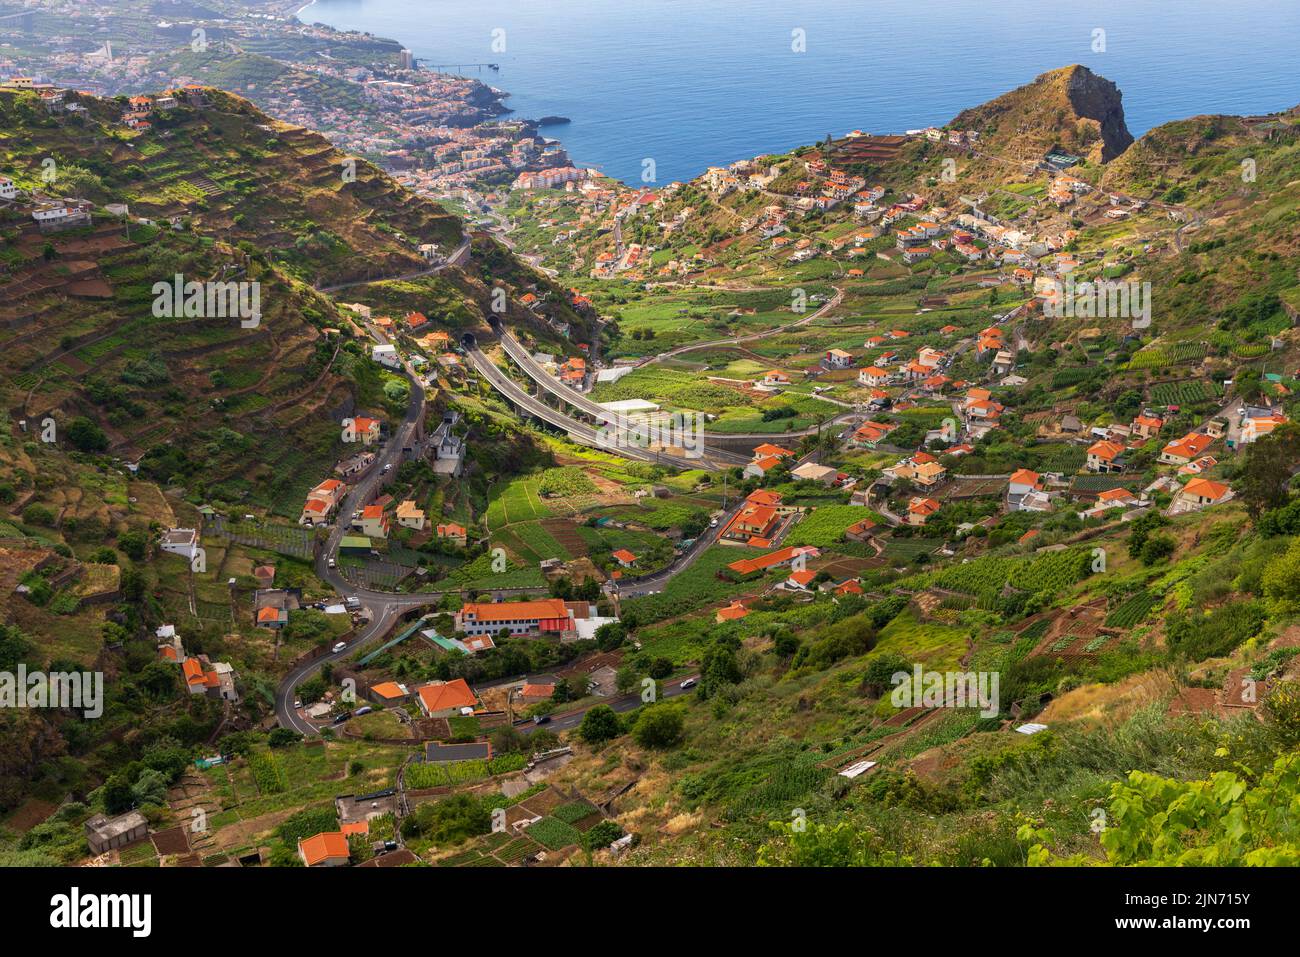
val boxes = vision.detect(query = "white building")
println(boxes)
[159,528,200,561]
[0,176,16,200]
[372,343,400,369]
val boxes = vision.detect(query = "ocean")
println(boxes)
[299,0,1300,184]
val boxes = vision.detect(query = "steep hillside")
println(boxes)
[0,85,466,511]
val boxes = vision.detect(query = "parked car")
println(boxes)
[332,711,352,725]
[355,706,373,716]
[327,558,336,569]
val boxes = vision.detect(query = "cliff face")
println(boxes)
[1064,66,1134,161]
[951,65,1134,164]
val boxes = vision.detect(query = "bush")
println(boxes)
[584,819,625,851]
[1166,600,1266,662]
[578,705,623,744]
[1138,533,1177,565]
[65,417,108,452]
[631,705,685,749]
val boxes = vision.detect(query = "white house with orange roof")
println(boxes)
[348,415,382,446]
[300,478,347,526]
[1170,477,1233,515]
[907,497,941,526]
[435,522,467,546]
[356,504,390,539]
[1238,412,1288,447]
[823,348,854,370]
[885,452,946,487]
[1129,413,1164,441]
[395,500,426,530]
[857,365,891,388]
[1159,432,1213,466]
[1086,439,1126,473]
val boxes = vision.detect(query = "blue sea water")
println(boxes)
[300,0,1300,184]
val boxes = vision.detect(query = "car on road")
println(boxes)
[327,558,336,568]
[293,699,302,709]
[709,518,719,527]
[680,678,698,690]
[382,463,393,472]
[532,714,551,725]
[332,641,348,653]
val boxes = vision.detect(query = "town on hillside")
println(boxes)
[3,2,1300,901]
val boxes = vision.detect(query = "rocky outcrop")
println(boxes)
[950,65,1134,164]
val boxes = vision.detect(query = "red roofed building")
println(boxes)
[726,545,818,579]
[1160,433,1214,466]
[415,678,479,718]
[455,598,573,637]
[715,601,750,623]
[721,492,785,543]
[785,569,817,590]
[1087,440,1126,473]
[299,831,350,867]
[907,497,940,526]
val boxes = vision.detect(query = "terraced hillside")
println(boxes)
[0,85,466,507]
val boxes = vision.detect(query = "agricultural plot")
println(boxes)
[208,517,315,559]
[1127,341,1208,370]
[916,548,1092,610]
[486,477,556,527]
[1105,590,1161,629]
[622,545,766,624]
[881,537,943,561]
[526,816,584,851]
[784,506,885,547]
[1149,379,1219,406]
[493,521,573,564]
[340,557,412,590]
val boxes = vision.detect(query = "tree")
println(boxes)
[101,774,135,815]
[489,724,525,754]
[631,705,685,749]
[648,657,673,680]
[268,728,300,748]
[1126,510,1169,559]
[130,769,168,807]
[615,665,639,695]
[594,621,627,651]
[1138,533,1176,565]
[862,652,911,698]
[583,819,625,852]
[403,794,490,844]
[698,642,742,699]
[65,417,108,452]
[0,625,34,671]
[1263,538,1300,614]
[1238,424,1300,517]
[578,705,622,744]
[117,529,147,561]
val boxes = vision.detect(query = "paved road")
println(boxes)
[488,318,857,449]
[519,674,700,733]
[464,337,743,471]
